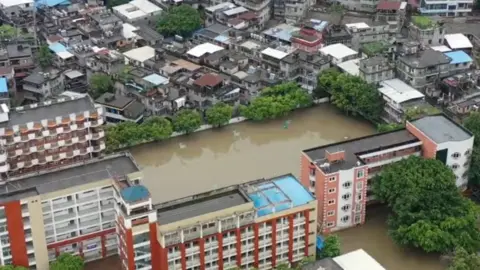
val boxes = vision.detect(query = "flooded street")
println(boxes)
[131,105,373,203]
[338,205,444,270]
[130,104,444,269]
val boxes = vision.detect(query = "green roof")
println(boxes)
[362,41,388,56]
[412,16,435,29]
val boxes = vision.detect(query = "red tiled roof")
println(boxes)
[47,35,63,43]
[238,11,257,21]
[376,1,402,10]
[0,66,13,75]
[194,73,223,87]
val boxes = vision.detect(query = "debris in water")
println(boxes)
[179,143,186,149]
[233,130,240,137]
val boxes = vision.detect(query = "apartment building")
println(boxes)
[233,0,271,26]
[95,93,145,124]
[272,0,314,23]
[408,18,446,46]
[300,114,473,232]
[22,70,64,103]
[375,1,406,33]
[345,22,391,51]
[378,79,426,123]
[358,56,395,84]
[0,94,105,181]
[0,153,142,269]
[418,0,473,17]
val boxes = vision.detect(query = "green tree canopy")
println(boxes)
[38,45,53,69]
[156,5,202,37]
[377,123,404,132]
[205,102,233,127]
[373,156,480,253]
[241,82,312,121]
[0,25,16,40]
[107,0,129,8]
[50,253,84,270]
[89,73,114,98]
[317,69,384,123]
[0,266,28,270]
[447,246,480,270]
[318,234,341,259]
[463,112,480,186]
[173,109,202,134]
[105,116,173,151]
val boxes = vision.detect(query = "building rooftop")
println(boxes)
[143,73,169,86]
[0,0,33,8]
[245,174,314,217]
[445,33,473,50]
[320,43,357,60]
[187,43,224,58]
[194,73,223,87]
[337,58,360,76]
[6,44,32,59]
[121,185,150,203]
[0,154,139,203]
[0,78,7,94]
[156,174,313,224]
[263,23,300,42]
[430,45,451,53]
[345,22,370,31]
[48,42,67,54]
[410,115,472,143]
[333,249,386,270]
[376,0,403,10]
[379,79,424,104]
[262,47,289,60]
[304,129,418,173]
[399,49,451,68]
[0,95,95,128]
[444,50,472,64]
[302,258,343,270]
[123,46,155,62]
[205,2,236,13]
[95,92,134,109]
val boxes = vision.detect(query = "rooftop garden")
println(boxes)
[362,41,389,56]
[412,16,435,29]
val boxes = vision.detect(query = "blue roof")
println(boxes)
[120,185,150,202]
[0,78,7,93]
[48,42,67,53]
[143,74,169,86]
[35,0,71,8]
[247,174,315,217]
[214,35,230,43]
[444,50,472,64]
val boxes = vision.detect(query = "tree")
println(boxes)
[447,247,480,270]
[327,3,345,25]
[318,234,341,259]
[317,69,384,123]
[89,73,114,98]
[206,102,233,127]
[242,82,312,121]
[463,112,480,186]
[50,253,84,270]
[0,25,16,40]
[142,116,173,140]
[38,45,53,69]
[0,266,28,270]
[173,109,202,134]
[156,5,202,37]
[373,156,480,253]
[377,123,404,132]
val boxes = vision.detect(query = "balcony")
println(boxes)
[56,223,78,234]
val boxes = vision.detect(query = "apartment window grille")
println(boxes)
[342,181,352,189]
[356,182,363,190]
[452,152,461,159]
[326,222,335,228]
[342,193,351,201]
[451,164,459,170]
[328,176,336,182]
[357,170,364,178]
[328,188,336,194]
[340,216,350,223]
[327,199,335,205]
[327,210,335,216]
[341,204,350,212]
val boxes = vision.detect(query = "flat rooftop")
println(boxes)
[0,95,95,128]
[410,115,472,143]
[304,130,419,172]
[156,174,314,224]
[0,154,139,203]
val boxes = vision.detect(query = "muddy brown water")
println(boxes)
[130,104,444,270]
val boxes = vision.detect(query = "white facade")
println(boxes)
[437,138,474,188]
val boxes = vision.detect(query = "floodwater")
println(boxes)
[130,104,444,270]
[131,105,373,203]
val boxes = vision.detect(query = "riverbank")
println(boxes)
[110,97,330,151]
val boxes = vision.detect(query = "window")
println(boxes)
[355,204,362,211]
[341,204,351,212]
[452,152,461,159]
[465,149,472,156]
[328,199,335,205]
[357,170,364,179]
[326,222,335,228]
[451,164,459,170]
[327,210,335,216]
[340,216,350,223]
[357,193,363,201]
[342,193,351,200]
[356,182,363,190]
[328,176,336,182]
[328,188,336,194]
[354,215,361,224]
[464,161,470,167]
[342,181,352,189]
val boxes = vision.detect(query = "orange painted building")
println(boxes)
[300,114,474,233]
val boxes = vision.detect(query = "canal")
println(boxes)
[130,104,444,270]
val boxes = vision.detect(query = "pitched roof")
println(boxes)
[194,73,223,87]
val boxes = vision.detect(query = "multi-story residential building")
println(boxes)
[290,23,323,53]
[303,249,386,270]
[233,0,271,26]
[300,114,473,232]
[345,22,391,51]
[418,0,473,17]
[280,51,331,92]
[0,0,35,30]
[0,153,141,269]
[334,0,377,12]
[320,44,358,65]
[396,48,451,89]
[378,78,426,123]
[272,0,314,23]
[0,94,105,181]
[95,93,145,124]
[375,1,407,33]
[408,17,446,46]
[0,152,317,270]
[112,0,162,24]
[22,70,64,103]
[322,25,352,47]
[358,56,395,84]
